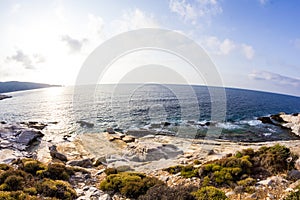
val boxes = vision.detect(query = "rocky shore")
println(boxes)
[258,112,300,136]
[1,113,300,199]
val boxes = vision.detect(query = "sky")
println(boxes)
[0,0,300,96]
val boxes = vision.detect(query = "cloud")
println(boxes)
[249,70,300,87]
[169,0,222,24]
[241,44,255,60]
[202,36,236,55]
[61,35,88,53]
[88,14,104,36]
[6,50,45,69]
[111,8,159,32]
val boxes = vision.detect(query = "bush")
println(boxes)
[23,160,46,175]
[164,165,198,178]
[37,178,76,200]
[0,191,38,200]
[138,184,197,200]
[192,186,228,200]
[100,172,163,198]
[37,163,73,181]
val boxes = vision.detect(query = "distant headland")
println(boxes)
[0,81,61,99]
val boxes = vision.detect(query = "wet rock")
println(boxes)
[16,130,44,146]
[76,120,94,128]
[106,127,115,134]
[67,158,93,168]
[258,116,275,125]
[49,145,68,162]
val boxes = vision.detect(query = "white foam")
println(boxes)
[216,122,241,130]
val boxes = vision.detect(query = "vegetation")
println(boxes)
[285,183,300,200]
[99,171,164,198]
[164,144,297,189]
[192,186,228,200]
[164,165,198,178]
[0,158,78,199]
[138,184,197,200]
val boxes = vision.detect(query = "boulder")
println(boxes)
[106,127,115,134]
[67,158,93,168]
[16,130,44,146]
[257,116,275,125]
[49,145,68,162]
[76,120,94,128]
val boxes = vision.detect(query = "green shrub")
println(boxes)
[100,172,163,198]
[0,164,11,171]
[192,186,228,200]
[38,163,72,181]
[23,160,46,175]
[254,144,297,174]
[0,191,38,200]
[164,165,198,178]
[138,184,197,200]
[37,178,76,200]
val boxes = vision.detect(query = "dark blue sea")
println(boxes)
[0,84,299,142]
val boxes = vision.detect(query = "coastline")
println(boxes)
[1,113,300,199]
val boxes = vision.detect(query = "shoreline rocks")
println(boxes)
[258,113,300,136]
[0,94,12,100]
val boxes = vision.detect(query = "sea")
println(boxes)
[0,84,299,142]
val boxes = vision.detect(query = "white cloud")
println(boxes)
[249,70,300,87]
[202,36,235,55]
[241,44,255,60]
[220,39,236,55]
[88,14,104,36]
[61,35,88,53]
[6,50,46,70]
[111,8,159,33]
[169,0,222,24]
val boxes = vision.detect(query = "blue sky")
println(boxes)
[0,0,299,96]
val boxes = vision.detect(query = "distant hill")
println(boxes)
[0,81,60,93]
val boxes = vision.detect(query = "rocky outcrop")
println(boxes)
[76,120,94,128]
[258,113,300,136]
[0,122,44,151]
[0,94,12,100]
[280,113,300,136]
